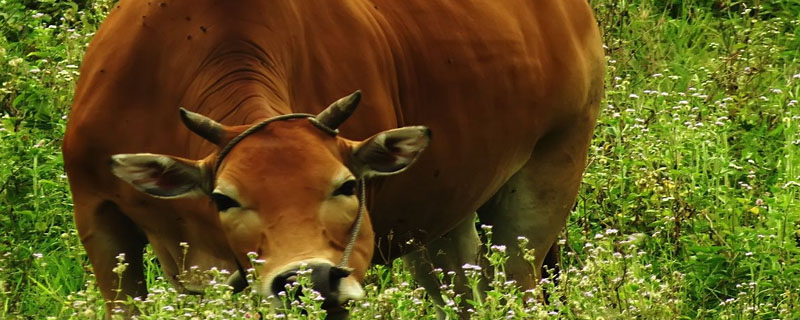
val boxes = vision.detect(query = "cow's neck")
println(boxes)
[184,39,291,128]
[176,39,293,159]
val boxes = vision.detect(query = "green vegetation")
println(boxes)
[1,0,798,318]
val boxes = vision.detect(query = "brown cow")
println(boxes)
[63,0,603,318]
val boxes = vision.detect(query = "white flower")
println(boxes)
[8,58,23,67]
[462,263,482,271]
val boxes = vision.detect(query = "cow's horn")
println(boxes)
[179,107,225,145]
[316,90,361,130]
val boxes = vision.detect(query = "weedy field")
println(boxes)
[1,0,799,319]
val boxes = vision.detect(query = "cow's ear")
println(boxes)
[351,126,431,177]
[110,153,208,198]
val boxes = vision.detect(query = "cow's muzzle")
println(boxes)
[269,261,364,310]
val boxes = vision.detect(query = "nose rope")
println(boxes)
[215,113,365,291]
[337,177,366,270]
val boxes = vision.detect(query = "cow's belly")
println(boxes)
[368,119,538,259]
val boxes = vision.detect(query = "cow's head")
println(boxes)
[109,91,430,309]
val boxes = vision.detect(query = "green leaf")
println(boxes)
[34,221,48,232]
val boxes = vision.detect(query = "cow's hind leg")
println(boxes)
[403,213,483,319]
[74,196,147,317]
[477,122,594,292]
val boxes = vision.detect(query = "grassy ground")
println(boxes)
[1,0,799,319]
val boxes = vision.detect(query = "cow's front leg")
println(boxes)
[74,197,147,318]
[403,213,484,319]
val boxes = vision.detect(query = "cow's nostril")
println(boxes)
[329,266,351,280]
[271,270,299,296]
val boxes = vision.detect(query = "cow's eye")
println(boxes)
[333,180,358,197]
[212,192,241,211]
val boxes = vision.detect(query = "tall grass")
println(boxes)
[1,0,798,318]
[0,0,113,317]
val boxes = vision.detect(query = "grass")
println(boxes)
[1,0,799,318]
